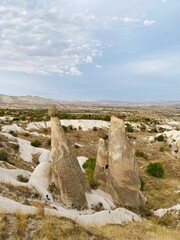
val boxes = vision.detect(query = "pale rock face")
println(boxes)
[28,162,53,201]
[49,107,89,209]
[94,116,144,208]
[171,137,180,158]
[94,138,108,190]
[107,116,145,208]
[158,130,180,158]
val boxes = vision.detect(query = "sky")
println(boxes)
[0,0,180,102]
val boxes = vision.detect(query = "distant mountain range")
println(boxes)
[0,94,59,108]
[0,94,180,109]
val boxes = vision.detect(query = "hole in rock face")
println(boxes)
[105,165,108,170]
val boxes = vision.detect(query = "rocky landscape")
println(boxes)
[0,104,179,239]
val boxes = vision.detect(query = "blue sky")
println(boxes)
[0,0,180,101]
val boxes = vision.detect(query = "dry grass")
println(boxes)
[89,221,180,240]
[0,214,105,240]
[1,213,179,240]
[0,214,9,240]
[0,183,40,205]
[0,108,179,238]
[16,213,28,237]
[32,201,45,217]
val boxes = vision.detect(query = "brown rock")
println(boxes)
[107,116,145,208]
[50,107,89,209]
[94,115,145,208]
[94,138,108,191]
[48,105,59,117]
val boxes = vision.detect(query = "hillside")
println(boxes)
[0,94,180,110]
[0,94,60,109]
[0,108,179,239]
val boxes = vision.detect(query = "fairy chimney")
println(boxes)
[107,116,145,208]
[94,115,145,208]
[48,106,88,209]
[93,138,108,191]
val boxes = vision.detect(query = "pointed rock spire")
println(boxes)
[94,115,145,208]
[94,138,108,191]
[48,106,88,209]
[108,116,145,208]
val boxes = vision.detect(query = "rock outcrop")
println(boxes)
[28,162,53,201]
[94,138,108,191]
[158,130,180,159]
[94,116,145,208]
[49,106,88,209]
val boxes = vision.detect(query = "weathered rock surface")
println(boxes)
[93,138,108,191]
[49,106,88,209]
[28,162,53,201]
[108,116,144,208]
[156,130,180,158]
[94,115,145,208]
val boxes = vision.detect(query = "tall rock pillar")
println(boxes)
[48,106,88,209]
[108,116,144,208]
[94,138,108,191]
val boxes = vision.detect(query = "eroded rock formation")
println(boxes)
[93,138,108,191]
[49,106,88,209]
[94,116,145,208]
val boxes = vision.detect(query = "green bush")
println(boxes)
[135,150,148,160]
[155,135,165,142]
[12,117,20,121]
[82,158,96,171]
[82,158,97,189]
[0,150,8,162]
[146,162,164,178]
[68,125,73,130]
[62,125,68,132]
[31,140,41,148]
[140,177,145,191]
[93,126,98,131]
[9,130,18,137]
[20,116,26,121]
[0,110,5,116]
[144,117,151,123]
[125,123,134,132]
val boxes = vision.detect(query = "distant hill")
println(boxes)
[0,94,59,109]
[0,94,179,109]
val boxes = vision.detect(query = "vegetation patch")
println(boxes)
[31,140,41,148]
[9,130,18,137]
[125,123,134,132]
[140,177,145,191]
[0,150,8,162]
[146,162,164,178]
[83,158,97,189]
[135,150,148,160]
[155,135,165,142]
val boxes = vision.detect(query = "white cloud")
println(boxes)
[122,17,140,23]
[131,60,169,75]
[0,0,106,76]
[143,19,156,26]
[121,56,180,77]
[95,64,102,68]
[121,16,156,27]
